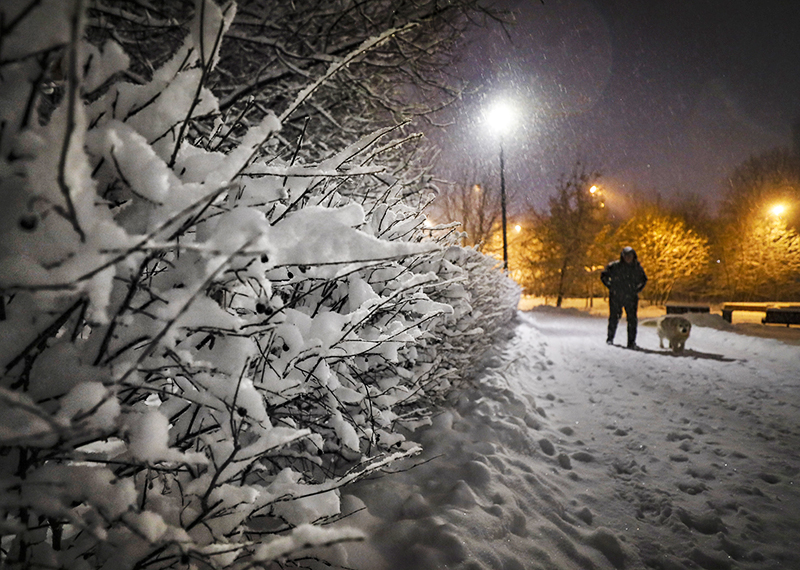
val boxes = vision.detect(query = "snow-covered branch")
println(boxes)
[0,1,517,568]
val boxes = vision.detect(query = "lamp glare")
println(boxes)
[487,101,515,134]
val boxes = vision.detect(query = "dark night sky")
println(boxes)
[428,0,800,215]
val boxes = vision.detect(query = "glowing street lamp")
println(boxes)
[589,183,613,209]
[770,203,786,217]
[486,101,516,134]
[486,100,517,271]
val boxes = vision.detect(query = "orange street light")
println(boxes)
[770,203,786,217]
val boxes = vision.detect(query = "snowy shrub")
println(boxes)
[0,1,517,568]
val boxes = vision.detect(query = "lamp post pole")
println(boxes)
[499,137,508,272]
[486,99,514,272]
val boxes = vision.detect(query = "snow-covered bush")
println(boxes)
[0,1,518,568]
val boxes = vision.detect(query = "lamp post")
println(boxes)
[487,101,515,271]
[499,136,509,270]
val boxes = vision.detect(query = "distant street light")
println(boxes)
[486,100,516,271]
[590,184,606,208]
[770,203,786,217]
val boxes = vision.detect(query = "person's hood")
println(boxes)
[620,246,638,261]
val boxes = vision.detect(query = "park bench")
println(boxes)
[665,304,710,315]
[721,303,772,323]
[722,302,800,324]
[762,307,800,326]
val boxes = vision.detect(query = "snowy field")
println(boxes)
[336,307,800,570]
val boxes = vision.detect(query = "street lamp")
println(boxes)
[770,203,786,217]
[589,184,606,208]
[486,100,516,271]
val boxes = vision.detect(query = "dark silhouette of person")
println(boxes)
[601,246,648,348]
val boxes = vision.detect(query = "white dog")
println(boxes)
[656,315,692,353]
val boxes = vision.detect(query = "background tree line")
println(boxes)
[434,149,800,304]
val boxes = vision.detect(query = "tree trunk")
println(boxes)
[556,257,569,307]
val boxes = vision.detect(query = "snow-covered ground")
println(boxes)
[336,306,800,570]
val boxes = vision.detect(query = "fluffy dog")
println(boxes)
[656,315,692,352]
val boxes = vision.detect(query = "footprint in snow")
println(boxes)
[538,438,556,456]
[758,472,781,484]
[666,431,694,442]
[677,481,707,495]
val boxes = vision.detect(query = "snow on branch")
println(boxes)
[277,22,418,125]
[0,1,518,568]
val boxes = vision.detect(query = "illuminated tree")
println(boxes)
[716,148,800,300]
[612,206,711,304]
[507,215,546,293]
[472,210,543,290]
[716,213,800,300]
[533,164,606,306]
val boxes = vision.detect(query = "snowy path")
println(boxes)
[343,309,800,570]
[508,310,800,569]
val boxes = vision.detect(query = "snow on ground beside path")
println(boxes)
[338,307,800,570]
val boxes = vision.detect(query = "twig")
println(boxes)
[54,0,86,242]
[3,298,85,373]
[168,1,230,168]
[114,232,262,385]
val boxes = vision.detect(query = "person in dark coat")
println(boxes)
[601,246,648,348]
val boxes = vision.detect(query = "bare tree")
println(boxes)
[722,148,800,230]
[670,192,714,236]
[429,158,503,250]
[533,163,606,307]
[216,0,510,219]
